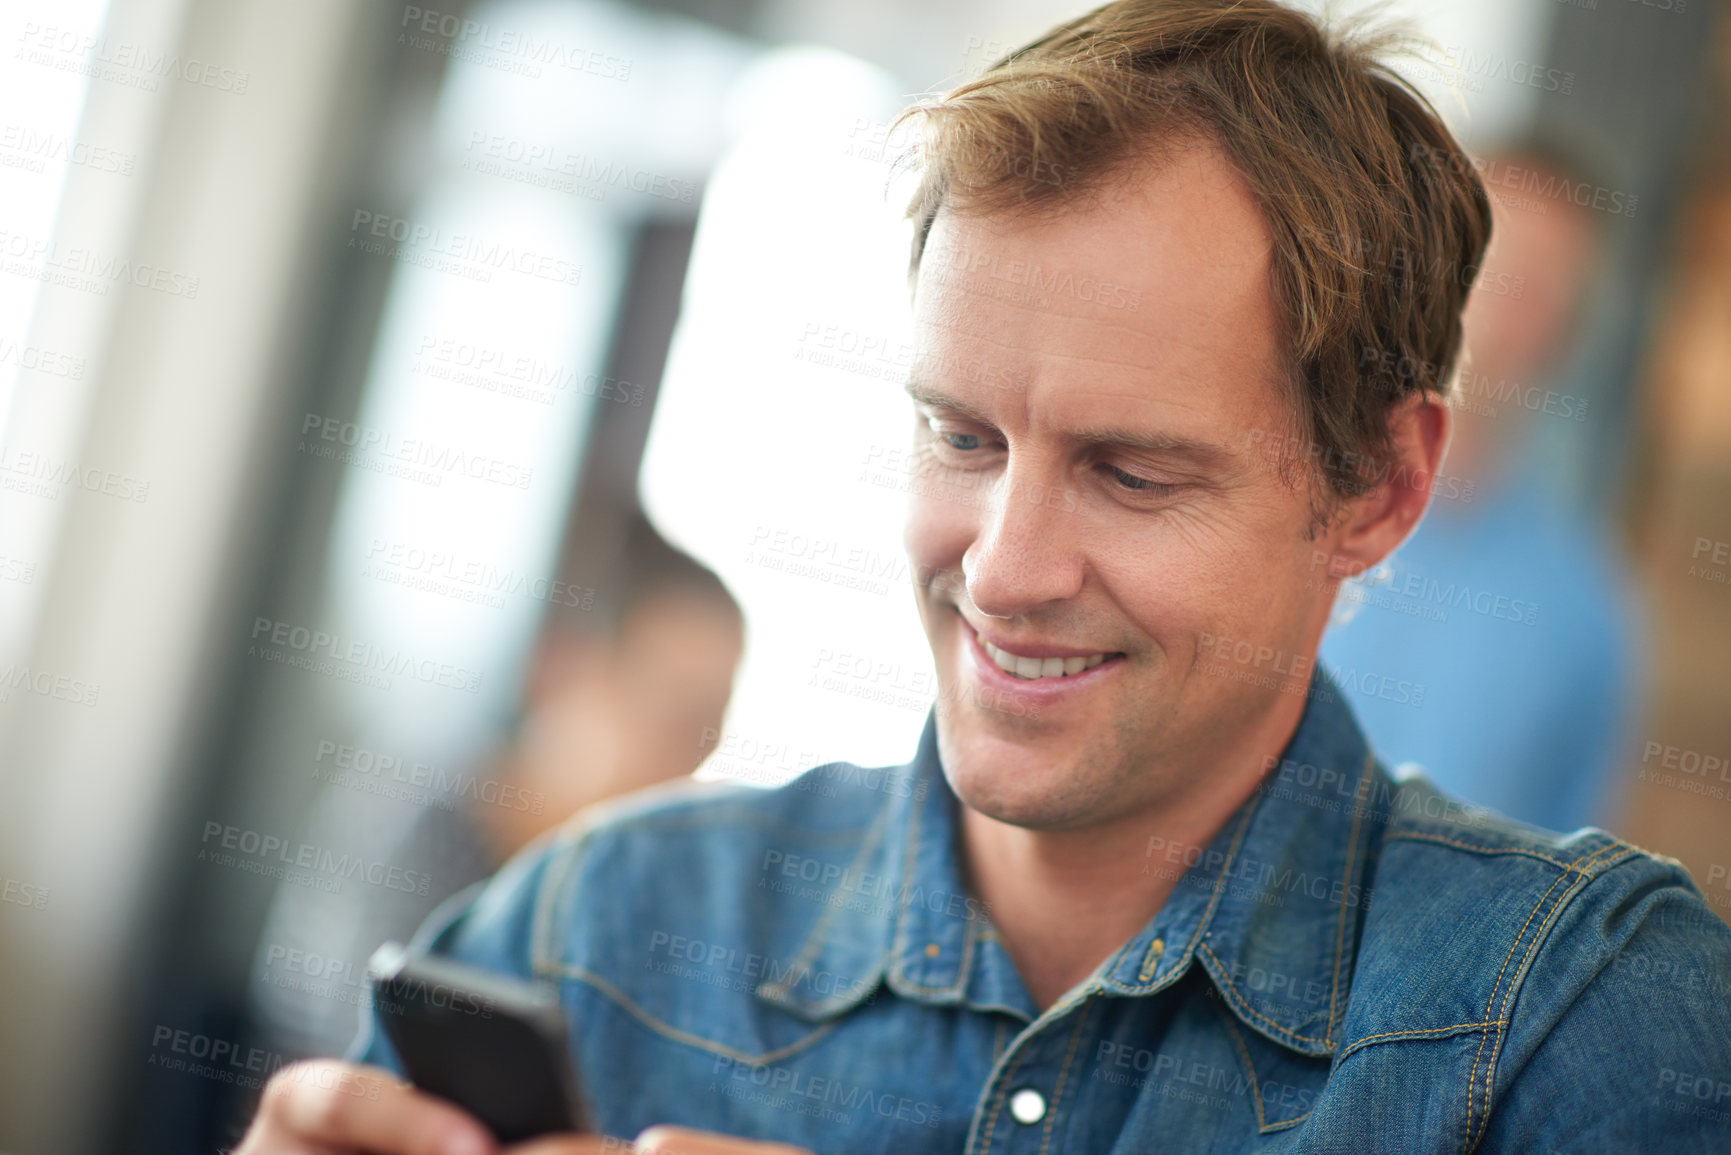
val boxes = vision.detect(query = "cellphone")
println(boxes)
[367,941,589,1142]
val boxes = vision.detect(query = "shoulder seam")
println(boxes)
[1462,840,1624,1151]
[1340,1020,1507,1061]
[1383,830,1638,875]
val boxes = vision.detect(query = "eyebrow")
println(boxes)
[904,380,1236,466]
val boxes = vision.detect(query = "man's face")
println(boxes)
[904,140,1338,833]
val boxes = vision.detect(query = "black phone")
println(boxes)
[366,941,589,1142]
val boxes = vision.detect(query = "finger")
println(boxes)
[504,1136,633,1154]
[634,1125,815,1155]
[258,1061,498,1155]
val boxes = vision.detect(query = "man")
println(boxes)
[238,2,1731,1152]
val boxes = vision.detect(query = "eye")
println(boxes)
[1103,465,1179,496]
[919,412,996,458]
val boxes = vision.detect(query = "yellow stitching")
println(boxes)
[887,773,926,986]
[1479,842,1620,1046]
[1351,1022,1506,1045]
[536,778,897,982]
[759,795,896,1002]
[1388,832,1570,869]
[1198,942,1329,1045]
[1489,843,1617,1027]
[1175,804,1259,965]
[1265,1110,1314,1130]
[1468,848,1614,1149]
[1465,874,1558,1146]
[891,912,979,997]
[1384,831,1578,865]
[1474,841,1620,1018]
[977,1044,1027,1153]
[1217,1010,1318,1132]
[1022,981,1102,1035]
[1385,831,1631,873]
[1341,1021,1506,1056]
[1038,1000,1095,1155]
[1481,877,1585,1136]
[1464,870,1568,1150]
[1328,757,1374,1043]
[551,963,838,1066]
[1476,848,1609,1049]
[955,907,978,992]
[1216,1006,1267,1130]
[978,990,1101,1149]
[1547,838,1628,874]
[1193,762,1372,1053]
[1462,841,1621,1151]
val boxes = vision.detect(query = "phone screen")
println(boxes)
[367,942,589,1142]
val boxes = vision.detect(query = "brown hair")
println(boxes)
[897,0,1493,514]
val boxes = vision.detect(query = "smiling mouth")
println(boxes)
[969,624,1124,681]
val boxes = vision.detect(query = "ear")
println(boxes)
[1318,391,1451,578]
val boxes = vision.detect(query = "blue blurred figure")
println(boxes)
[1320,145,1643,833]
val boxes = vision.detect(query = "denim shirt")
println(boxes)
[350,673,1731,1152]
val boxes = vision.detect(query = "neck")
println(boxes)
[959,694,1304,1014]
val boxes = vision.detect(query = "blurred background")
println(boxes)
[0,0,1726,1151]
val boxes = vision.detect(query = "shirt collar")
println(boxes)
[755,716,966,1020]
[1091,669,1383,1056]
[758,671,1384,1057]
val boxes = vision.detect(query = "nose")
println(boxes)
[963,467,1085,619]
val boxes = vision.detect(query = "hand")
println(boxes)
[234,1060,499,1155]
[508,1126,815,1154]
[235,1061,814,1155]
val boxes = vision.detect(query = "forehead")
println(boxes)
[911,141,1286,436]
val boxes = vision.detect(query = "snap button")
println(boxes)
[1009,1087,1047,1125]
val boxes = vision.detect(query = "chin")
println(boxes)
[935,702,1113,830]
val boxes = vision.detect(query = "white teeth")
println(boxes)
[980,636,1112,680]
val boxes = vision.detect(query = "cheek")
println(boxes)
[1105,566,1204,655]
[1102,512,1313,647]
[1205,544,1323,655]
[903,486,977,573]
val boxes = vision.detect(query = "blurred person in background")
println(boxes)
[1320,142,1643,832]
[481,514,746,856]
[247,512,743,1059]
